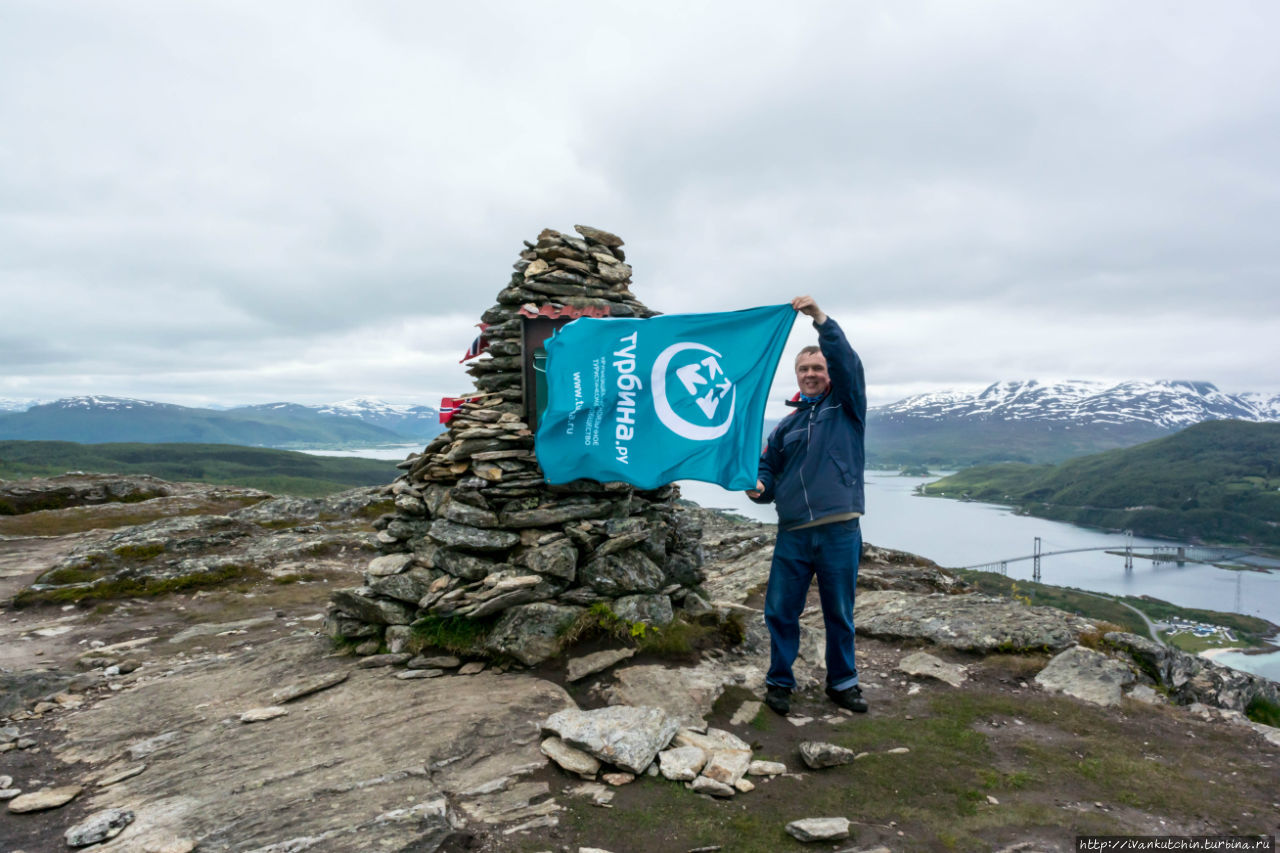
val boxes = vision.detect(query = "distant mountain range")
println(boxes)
[0,396,443,448]
[869,380,1280,467]
[5,381,1278,463]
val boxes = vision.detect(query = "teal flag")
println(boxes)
[535,304,796,490]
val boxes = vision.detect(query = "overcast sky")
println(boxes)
[3,1,1278,414]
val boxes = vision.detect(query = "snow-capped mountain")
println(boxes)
[36,396,177,412]
[306,398,442,439]
[874,380,1277,430]
[868,380,1280,467]
[0,397,424,446]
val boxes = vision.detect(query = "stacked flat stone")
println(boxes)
[326,226,708,665]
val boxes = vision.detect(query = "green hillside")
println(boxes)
[0,401,406,447]
[922,421,1280,546]
[0,441,401,498]
[866,415,1169,467]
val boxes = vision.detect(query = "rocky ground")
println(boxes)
[1,475,1279,853]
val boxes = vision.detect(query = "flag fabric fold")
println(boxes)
[459,324,491,363]
[534,304,796,490]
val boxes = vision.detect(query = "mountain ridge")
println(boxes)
[0,396,443,448]
[868,380,1280,467]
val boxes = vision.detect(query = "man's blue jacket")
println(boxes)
[749,316,867,530]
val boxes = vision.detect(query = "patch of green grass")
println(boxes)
[358,499,396,519]
[1124,596,1274,642]
[1245,696,1280,727]
[14,563,265,607]
[0,495,264,537]
[113,543,166,561]
[271,572,319,585]
[633,619,712,656]
[409,614,494,655]
[1159,630,1251,654]
[560,602,629,644]
[557,778,782,852]
[38,565,110,585]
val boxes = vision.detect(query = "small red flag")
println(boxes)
[439,396,478,424]
[459,323,491,363]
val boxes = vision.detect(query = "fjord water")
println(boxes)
[679,473,1280,680]
[680,472,1280,624]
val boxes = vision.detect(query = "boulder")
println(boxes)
[543,705,679,774]
[516,539,579,582]
[566,648,636,683]
[7,785,81,813]
[612,593,674,626]
[690,776,735,797]
[429,519,520,552]
[366,554,414,577]
[657,746,707,781]
[540,736,601,779]
[1034,645,1135,707]
[369,568,439,604]
[485,602,584,665]
[580,549,666,595]
[799,741,858,769]
[898,651,967,687]
[65,808,135,847]
[598,663,737,729]
[855,591,1092,652]
[331,588,416,625]
[1106,632,1280,712]
[434,549,502,582]
[786,817,851,841]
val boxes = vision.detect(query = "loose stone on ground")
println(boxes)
[786,816,851,841]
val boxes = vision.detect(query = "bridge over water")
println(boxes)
[961,535,1256,581]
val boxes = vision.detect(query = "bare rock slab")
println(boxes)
[786,816,851,841]
[566,648,636,682]
[52,635,570,853]
[799,741,857,769]
[856,590,1092,652]
[543,705,679,774]
[7,784,82,813]
[1035,645,1135,707]
[898,651,967,687]
[65,807,135,847]
[597,662,736,728]
[239,706,289,723]
[270,670,349,704]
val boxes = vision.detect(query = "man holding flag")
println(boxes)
[747,296,868,716]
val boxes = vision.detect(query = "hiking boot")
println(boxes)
[764,685,791,716]
[826,684,868,713]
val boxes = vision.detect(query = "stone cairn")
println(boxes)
[326,225,710,665]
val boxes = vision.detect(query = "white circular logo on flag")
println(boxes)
[651,342,736,441]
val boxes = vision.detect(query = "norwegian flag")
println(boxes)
[459,323,491,363]
[438,396,476,425]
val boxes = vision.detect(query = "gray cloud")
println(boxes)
[2,1,1277,410]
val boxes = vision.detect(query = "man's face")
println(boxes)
[795,351,830,397]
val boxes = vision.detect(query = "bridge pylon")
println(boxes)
[1032,536,1041,583]
[1124,529,1133,571]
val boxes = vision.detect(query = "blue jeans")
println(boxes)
[764,518,861,692]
